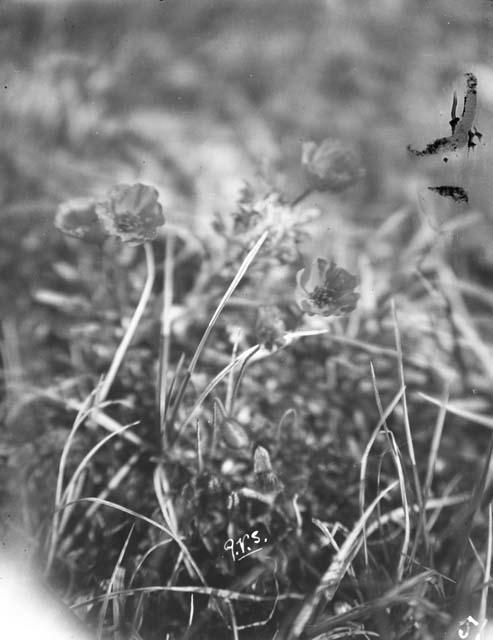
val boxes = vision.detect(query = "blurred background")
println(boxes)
[1,0,492,247]
[1,0,492,270]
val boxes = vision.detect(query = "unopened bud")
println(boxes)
[302,138,364,194]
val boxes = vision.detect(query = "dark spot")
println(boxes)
[309,286,334,308]
[427,185,469,203]
[407,136,450,156]
[116,213,138,232]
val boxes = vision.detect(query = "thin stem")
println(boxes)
[159,232,175,439]
[229,345,260,413]
[291,187,313,207]
[98,242,156,404]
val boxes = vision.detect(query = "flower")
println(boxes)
[302,138,364,193]
[95,183,165,245]
[54,197,107,242]
[296,258,359,317]
[255,305,286,350]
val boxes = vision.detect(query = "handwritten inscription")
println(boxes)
[224,528,269,562]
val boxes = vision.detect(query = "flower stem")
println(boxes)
[98,241,156,404]
[291,187,313,207]
[159,232,175,443]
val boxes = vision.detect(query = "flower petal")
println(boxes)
[315,257,328,285]
[55,198,107,242]
[296,268,309,293]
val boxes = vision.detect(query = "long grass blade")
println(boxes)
[286,481,399,640]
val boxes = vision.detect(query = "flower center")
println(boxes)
[309,286,334,307]
[116,213,138,232]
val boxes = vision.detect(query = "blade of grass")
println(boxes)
[226,601,239,640]
[368,365,402,571]
[418,392,493,430]
[44,389,151,449]
[163,352,186,433]
[97,524,134,639]
[235,576,280,631]
[45,391,97,576]
[359,385,405,564]
[153,464,196,579]
[304,570,449,638]
[478,504,492,636]
[391,299,425,562]
[98,241,156,404]
[365,492,469,538]
[129,540,173,587]
[187,594,195,630]
[425,476,462,533]
[61,422,139,506]
[173,330,330,445]
[71,586,304,610]
[57,452,139,557]
[385,429,410,581]
[408,381,449,571]
[438,262,493,384]
[286,481,399,640]
[59,497,206,585]
[166,230,269,431]
[228,343,259,414]
[225,327,243,414]
[173,344,260,444]
[450,434,493,578]
[423,382,449,501]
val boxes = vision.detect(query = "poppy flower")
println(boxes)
[296,258,359,317]
[302,138,364,193]
[54,197,107,242]
[95,183,165,246]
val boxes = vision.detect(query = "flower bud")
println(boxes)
[220,416,250,450]
[302,138,364,193]
[254,446,282,493]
